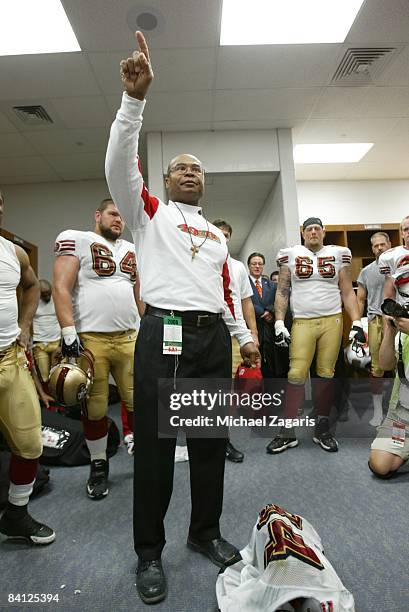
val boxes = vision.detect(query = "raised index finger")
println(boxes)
[135,30,150,62]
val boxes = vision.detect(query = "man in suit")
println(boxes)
[248,253,276,378]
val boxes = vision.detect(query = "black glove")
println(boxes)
[349,321,366,345]
[61,326,83,357]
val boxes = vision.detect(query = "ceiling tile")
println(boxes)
[294,118,399,143]
[376,45,409,86]
[89,47,216,94]
[346,0,409,44]
[50,96,112,128]
[0,54,101,100]
[107,91,213,125]
[361,86,409,117]
[311,87,369,119]
[63,0,222,51]
[24,128,109,156]
[0,157,55,177]
[345,160,409,180]
[0,133,38,157]
[213,89,319,122]
[216,45,340,89]
[46,152,106,179]
[0,174,60,185]
[363,140,409,162]
[0,112,18,133]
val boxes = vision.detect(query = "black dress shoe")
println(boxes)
[226,441,244,463]
[187,536,241,568]
[136,559,167,604]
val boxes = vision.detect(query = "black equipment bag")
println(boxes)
[40,408,120,466]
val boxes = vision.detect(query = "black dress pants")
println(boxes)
[133,313,232,561]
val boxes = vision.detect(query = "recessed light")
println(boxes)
[294,143,373,164]
[0,0,80,56]
[126,5,165,37]
[220,0,365,45]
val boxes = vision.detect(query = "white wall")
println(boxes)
[4,176,408,281]
[239,175,286,275]
[297,179,409,225]
[2,179,125,279]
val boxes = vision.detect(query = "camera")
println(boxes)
[381,298,409,319]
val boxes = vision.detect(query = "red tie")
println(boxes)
[256,279,262,298]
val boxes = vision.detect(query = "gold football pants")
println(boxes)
[32,339,60,383]
[368,315,384,378]
[289,313,343,384]
[0,343,42,459]
[79,330,136,421]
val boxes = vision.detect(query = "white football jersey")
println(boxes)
[277,245,351,318]
[54,230,138,333]
[216,504,355,612]
[33,297,61,343]
[0,236,20,349]
[378,245,409,305]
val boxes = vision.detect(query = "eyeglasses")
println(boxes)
[169,163,204,175]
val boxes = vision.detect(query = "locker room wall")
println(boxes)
[297,179,409,225]
[238,174,286,276]
[2,179,132,280]
[3,177,409,280]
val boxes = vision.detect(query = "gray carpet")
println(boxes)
[1,403,408,612]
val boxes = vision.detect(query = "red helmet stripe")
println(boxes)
[56,366,70,403]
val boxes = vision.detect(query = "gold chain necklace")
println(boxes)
[174,202,210,261]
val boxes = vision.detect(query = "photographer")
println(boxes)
[368,306,409,478]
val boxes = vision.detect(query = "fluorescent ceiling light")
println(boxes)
[220,0,365,45]
[294,143,374,164]
[0,0,81,56]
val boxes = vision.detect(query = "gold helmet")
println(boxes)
[48,349,94,406]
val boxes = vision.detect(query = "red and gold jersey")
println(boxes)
[54,230,138,333]
[378,245,409,305]
[216,503,355,612]
[277,244,351,318]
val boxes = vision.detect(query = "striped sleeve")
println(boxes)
[378,251,391,275]
[339,247,352,268]
[54,230,78,258]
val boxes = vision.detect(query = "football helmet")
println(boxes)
[394,263,409,300]
[345,341,371,370]
[48,349,94,406]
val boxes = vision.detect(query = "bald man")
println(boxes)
[106,31,260,604]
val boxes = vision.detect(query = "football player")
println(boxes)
[357,232,391,426]
[213,219,259,463]
[267,217,365,454]
[216,503,355,611]
[0,190,55,544]
[32,279,61,388]
[53,198,138,499]
[369,282,409,478]
[378,215,409,305]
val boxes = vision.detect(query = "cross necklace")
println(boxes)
[174,202,210,261]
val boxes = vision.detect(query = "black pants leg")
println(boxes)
[133,314,231,560]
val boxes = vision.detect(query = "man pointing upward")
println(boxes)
[106,32,260,605]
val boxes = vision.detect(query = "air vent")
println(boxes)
[13,105,53,125]
[331,47,398,85]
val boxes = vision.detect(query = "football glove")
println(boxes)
[274,320,291,347]
[61,326,84,358]
[349,320,366,345]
